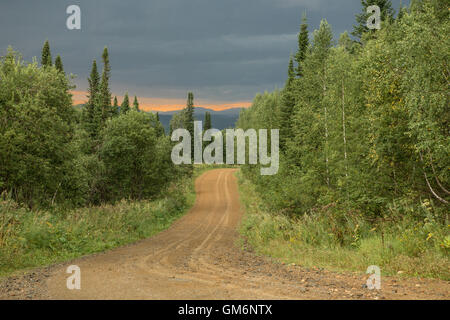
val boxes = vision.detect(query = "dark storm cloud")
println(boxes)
[0,0,407,104]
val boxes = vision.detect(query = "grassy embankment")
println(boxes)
[0,167,213,278]
[236,171,449,280]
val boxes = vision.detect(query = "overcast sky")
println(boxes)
[0,0,407,111]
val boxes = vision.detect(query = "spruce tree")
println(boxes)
[99,47,112,120]
[204,112,212,131]
[287,55,295,85]
[295,12,309,77]
[86,59,101,139]
[133,95,140,111]
[41,40,52,67]
[112,96,119,116]
[352,0,395,41]
[279,55,296,150]
[155,112,165,136]
[121,93,130,114]
[396,0,407,20]
[54,55,64,73]
[184,92,195,161]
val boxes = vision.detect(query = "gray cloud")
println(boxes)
[0,0,408,105]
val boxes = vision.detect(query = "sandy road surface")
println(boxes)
[1,169,449,299]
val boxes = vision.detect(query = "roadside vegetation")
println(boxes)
[0,38,210,277]
[236,0,449,280]
[0,173,196,277]
[237,171,449,280]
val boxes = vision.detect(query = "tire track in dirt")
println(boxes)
[1,169,449,300]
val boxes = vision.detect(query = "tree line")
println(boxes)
[0,41,192,208]
[237,0,449,236]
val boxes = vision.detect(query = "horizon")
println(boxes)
[71,90,251,112]
[1,0,409,112]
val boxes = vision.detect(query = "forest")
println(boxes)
[0,40,200,275]
[0,0,448,280]
[236,0,449,278]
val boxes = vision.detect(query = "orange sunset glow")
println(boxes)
[71,90,252,112]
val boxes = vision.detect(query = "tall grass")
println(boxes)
[0,170,201,278]
[236,171,450,280]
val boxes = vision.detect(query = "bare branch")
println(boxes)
[428,150,450,195]
[419,151,448,204]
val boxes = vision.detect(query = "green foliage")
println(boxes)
[99,47,112,120]
[0,48,79,208]
[185,92,195,160]
[352,0,395,41]
[237,3,449,276]
[120,92,130,114]
[0,172,197,277]
[204,111,212,131]
[100,111,175,201]
[237,171,449,279]
[133,95,140,111]
[54,55,64,73]
[155,112,166,137]
[168,92,196,171]
[112,96,119,116]
[0,42,199,275]
[279,56,295,151]
[84,59,101,140]
[40,40,52,67]
[295,12,309,77]
[1,44,189,211]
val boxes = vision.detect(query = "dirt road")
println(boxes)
[1,169,448,299]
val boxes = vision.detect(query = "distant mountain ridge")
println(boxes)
[73,104,243,132]
[155,107,242,116]
[155,107,242,133]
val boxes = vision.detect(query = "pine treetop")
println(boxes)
[87,60,100,106]
[55,55,64,73]
[41,40,52,67]
[287,55,295,86]
[100,46,111,109]
[121,92,130,114]
[204,112,212,131]
[133,96,140,111]
[295,12,309,77]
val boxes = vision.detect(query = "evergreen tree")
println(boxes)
[279,55,296,150]
[295,12,309,77]
[337,31,353,52]
[185,92,195,162]
[112,96,119,116]
[287,55,296,85]
[290,19,334,188]
[431,0,450,21]
[54,55,64,73]
[169,111,185,134]
[235,3,449,257]
[155,112,166,136]
[352,0,395,40]
[396,0,407,20]
[99,47,112,121]
[204,112,212,131]
[203,111,212,153]
[133,95,140,111]
[121,92,130,114]
[85,59,101,139]
[41,40,52,67]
